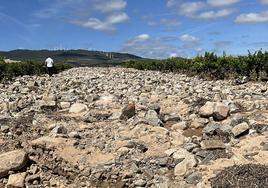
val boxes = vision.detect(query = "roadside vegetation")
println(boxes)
[123,50,268,80]
[0,57,72,81]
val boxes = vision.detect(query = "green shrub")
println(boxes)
[0,60,72,81]
[123,50,268,80]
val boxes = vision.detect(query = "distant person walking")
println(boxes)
[45,56,54,77]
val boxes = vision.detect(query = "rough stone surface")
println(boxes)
[7,172,26,188]
[0,150,28,178]
[60,102,71,109]
[174,155,197,177]
[145,110,163,126]
[69,103,87,114]
[0,67,268,187]
[186,172,202,185]
[213,102,230,121]
[200,102,214,118]
[120,103,136,120]
[232,122,250,137]
[201,140,226,150]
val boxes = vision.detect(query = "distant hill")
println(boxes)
[0,49,142,66]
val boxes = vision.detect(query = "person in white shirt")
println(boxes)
[45,56,54,77]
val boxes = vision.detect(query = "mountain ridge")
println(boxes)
[0,49,142,66]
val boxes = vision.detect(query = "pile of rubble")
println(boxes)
[0,67,268,187]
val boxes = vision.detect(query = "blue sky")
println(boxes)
[0,0,268,58]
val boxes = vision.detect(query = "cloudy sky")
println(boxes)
[0,0,268,58]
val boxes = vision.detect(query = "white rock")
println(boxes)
[172,148,192,160]
[0,150,28,178]
[174,155,197,177]
[60,102,71,109]
[7,172,26,188]
[199,102,215,118]
[232,122,249,137]
[69,103,88,114]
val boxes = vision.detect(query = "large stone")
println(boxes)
[145,110,163,126]
[172,148,192,160]
[0,150,28,178]
[190,118,208,129]
[69,103,88,114]
[40,94,57,107]
[59,102,71,109]
[199,102,214,118]
[120,103,136,120]
[7,172,26,188]
[232,122,249,137]
[171,121,187,130]
[201,140,226,150]
[213,102,229,121]
[163,113,181,122]
[149,103,161,114]
[174,155,197,177]
[39,100,56,108]
[186,172,202,185]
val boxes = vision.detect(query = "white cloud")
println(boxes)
[196,9,234,19]
[136,34,150,41]
[67,0,129,32]
[169,0,236,20]
[235,11,268,23]
[260,0,268,4]
[71,18,114,31]
[106,12,129,24]
[125,34,150,45]
[122,34,184,59]
[180,34,200,43]
[144,16,181,28]
[179,2,206,16]
[94,0,127,13]
[207,0,240,7]
[71,12,129,31]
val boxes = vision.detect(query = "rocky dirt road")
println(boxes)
[0,67,268,187]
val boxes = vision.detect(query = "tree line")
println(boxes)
[0,57,72,81]
[123,50,268,80]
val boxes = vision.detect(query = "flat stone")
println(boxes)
[164,114,181,122]
[68,131,81,139]
[69,103,88,114]
[232,122,249,137]
[172,148,192,160]
[174,155,197,177]
[7,172,26,188]
[0,150,28,178]
[134,179,146,187]
[59,102,71,109]
[150,127,169,135]
[185,172,202,185]
[171,121,187,130]
[164,148,178,156]
[201,140,226,150]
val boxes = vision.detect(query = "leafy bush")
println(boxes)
[123,50,268,80]
[0,58,72,81]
